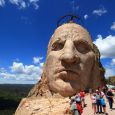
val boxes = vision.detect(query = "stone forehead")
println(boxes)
[51,23,93,45]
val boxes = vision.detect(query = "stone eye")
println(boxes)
[74,41,91,54]
[51,42,64,51]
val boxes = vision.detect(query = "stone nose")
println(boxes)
[60,40,80,64]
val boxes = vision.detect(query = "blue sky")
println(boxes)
[0,0,115,84]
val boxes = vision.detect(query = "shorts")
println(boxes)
[102,105,106,107]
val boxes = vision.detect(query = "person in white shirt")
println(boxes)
[91,93,97,114]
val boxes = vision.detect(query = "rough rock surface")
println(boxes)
[15,96,70,115]
[27,73,52,98]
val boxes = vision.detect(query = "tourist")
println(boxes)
[95,90,102,113]
[79,90,86,108]
[106,88,114,110]
[98,87,105,97]
[70,99,80,115]
[102,85,108,94]
[100,96,108,115]
[91,93,97,114]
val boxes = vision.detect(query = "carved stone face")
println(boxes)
[45,23,96,97]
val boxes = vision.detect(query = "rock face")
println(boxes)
[28,22,105,97]
[15,22,105,115]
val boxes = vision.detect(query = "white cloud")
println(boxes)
[84,14,88,20]
[39,62,44,67]
[111,58,115,65]
[24,65,42,75]
[10,61,43,75]
[29,0,39,10]
[104,60,115,78]
[0,72,16,80]
[33,56,43,64]
[0,72,40,82]
[110,22,115,31]
[105,67,115,78]
[93,35,115,58]
[11,62,25,73]
[9,0,26,9]
[0,0,39,9]
[0,56,44,84]
[0,0,5,7]
[0,68,7,73]
[92,7,107,16]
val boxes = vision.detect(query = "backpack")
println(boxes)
[100,98,105,105]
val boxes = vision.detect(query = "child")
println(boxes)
[91,93,96,114]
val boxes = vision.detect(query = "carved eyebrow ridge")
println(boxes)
[74,40,92,49]
[51,37,93,51]
[52,38,66,45]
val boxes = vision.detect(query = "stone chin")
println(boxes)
[48,78,79,97]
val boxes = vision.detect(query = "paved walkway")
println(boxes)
[82,94,115,115]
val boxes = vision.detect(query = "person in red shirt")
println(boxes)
[79,90,86,108]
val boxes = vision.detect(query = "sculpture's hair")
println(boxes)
[92,43,105,74]
[89,43,105,89]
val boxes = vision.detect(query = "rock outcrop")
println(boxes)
[15,21,105,115]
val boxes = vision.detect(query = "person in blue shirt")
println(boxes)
[100,96,108,115]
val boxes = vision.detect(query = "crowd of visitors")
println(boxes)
[65,87,115,115]
[90,87,114,115]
